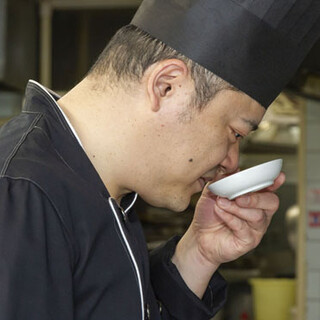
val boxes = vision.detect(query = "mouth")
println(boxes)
[198,176,214,190]
[198,168,228,189]
[197,166,230,190]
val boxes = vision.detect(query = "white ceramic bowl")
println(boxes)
[208,159,283,200]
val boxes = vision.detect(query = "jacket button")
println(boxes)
[145,303,150,319]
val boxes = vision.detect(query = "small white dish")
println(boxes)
[208,159,283,200]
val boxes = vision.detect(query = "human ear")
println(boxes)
[147,59,188,112]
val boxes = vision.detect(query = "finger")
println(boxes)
[265,172,286,192]
[214,204,263,248]
[216,198,270,226]
[235,191,280,215]
[214,203,247,233]
[201,182,218,199]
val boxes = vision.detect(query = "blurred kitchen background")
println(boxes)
[1,1,320,319]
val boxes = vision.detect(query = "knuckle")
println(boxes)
[252,232,264,249]
[252,210,265,223]
[254,192,280,212]
[248,193,259,207]
[268,193,280,213]
[230,202,241,213]
[253,237,262,249]
[274,195,280,210]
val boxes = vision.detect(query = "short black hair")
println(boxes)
[88,25,237,109]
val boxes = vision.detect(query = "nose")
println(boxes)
[219,142,239,174]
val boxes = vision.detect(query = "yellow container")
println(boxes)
[250,278,296,320]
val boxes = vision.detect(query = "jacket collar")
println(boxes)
[23,80,138,212]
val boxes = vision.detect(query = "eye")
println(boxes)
[230,127,245,142]
[234,132,243,140]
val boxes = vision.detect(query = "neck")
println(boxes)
[57,77,141,202]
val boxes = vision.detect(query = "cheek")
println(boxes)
[199,136,230,166]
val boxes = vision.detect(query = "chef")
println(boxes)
[0,0,319,319]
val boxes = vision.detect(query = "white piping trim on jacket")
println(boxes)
[108,197,145,320]
[124,193,138,214]
[28,80,84,148]
[29,80,139,215]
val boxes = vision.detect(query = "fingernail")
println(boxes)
[237,195,250,205]
[218,198,230,208]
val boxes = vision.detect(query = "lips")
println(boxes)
[203,177,213,184]
[198,177,206,189]
[198,176,214,189]
[198,167,226,190]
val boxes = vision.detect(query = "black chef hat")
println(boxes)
[131,0,320,108]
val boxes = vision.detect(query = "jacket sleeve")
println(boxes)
[149,236,227,320]
[0,177,74,319]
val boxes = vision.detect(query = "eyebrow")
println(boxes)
[241,118,259,132]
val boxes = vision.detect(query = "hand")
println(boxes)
[172,172,285,298]
[193,171,286,266]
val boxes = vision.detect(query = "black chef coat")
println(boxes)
[0,80,227,319]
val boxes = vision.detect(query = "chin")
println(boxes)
[140,192,191,212]
[166,200,190,212]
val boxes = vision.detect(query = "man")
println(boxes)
[0,0,319,319]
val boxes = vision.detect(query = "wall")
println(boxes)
[302,98,320,320]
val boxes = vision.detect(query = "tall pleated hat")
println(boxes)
[131,0,320,108]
